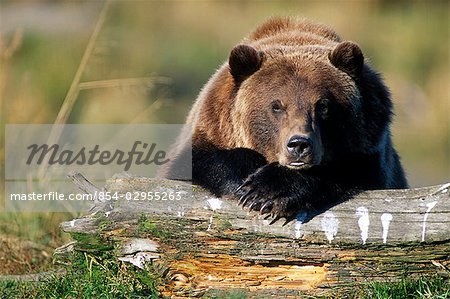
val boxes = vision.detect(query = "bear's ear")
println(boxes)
[329,41,364,79]
[229,44,264,82]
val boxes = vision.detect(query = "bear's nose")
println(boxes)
[286,135,312,158]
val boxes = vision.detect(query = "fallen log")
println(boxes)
[58,172,450,297]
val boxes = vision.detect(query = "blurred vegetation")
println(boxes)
[0,0,448,283]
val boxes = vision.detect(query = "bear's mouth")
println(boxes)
[289,161,305,167]
[286,161,312,169]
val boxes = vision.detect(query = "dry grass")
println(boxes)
[0,236,53,275]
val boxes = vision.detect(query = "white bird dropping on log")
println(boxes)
[321,212,339,243]
[421,201,438,242]
[380,213,393,244]
[294,221,302,239]
[206,198,222,211]
[205,198,223,231]
[294,212,308,239]
[356,207,370,245]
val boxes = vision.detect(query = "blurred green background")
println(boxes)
[0,0,448,274]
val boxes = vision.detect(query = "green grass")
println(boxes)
[364,276,450,299]
[1,266,448,299]
[0,252,160,299]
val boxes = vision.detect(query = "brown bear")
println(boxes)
[163,17,408,221]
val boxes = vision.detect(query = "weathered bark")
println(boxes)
[59,173,450,297]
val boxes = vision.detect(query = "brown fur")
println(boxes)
[163,17,407,219]
[189,17,352,158]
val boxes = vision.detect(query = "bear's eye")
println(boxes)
[316,99,330,118]
[271,100,283,113]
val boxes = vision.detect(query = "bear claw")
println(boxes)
[260,201,273,214]
[233,163,314,221]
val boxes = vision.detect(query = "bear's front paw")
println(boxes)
[234,162,310,220]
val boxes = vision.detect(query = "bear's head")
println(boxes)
[229,42,392,169]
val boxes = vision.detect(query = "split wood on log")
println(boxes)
[59,172,450,297]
